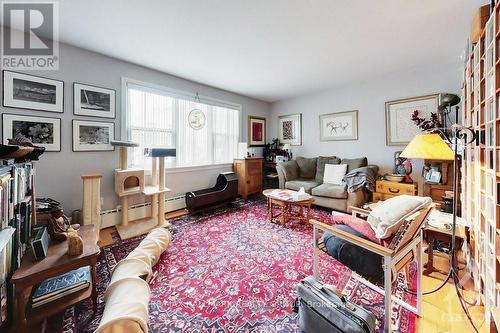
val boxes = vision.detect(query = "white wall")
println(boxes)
[0,36,270,213]
[269,61,462,193]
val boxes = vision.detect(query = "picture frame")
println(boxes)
[72,120,115,152]
[278,113,302,146]
[319,110,358,141]
[385,94,440,146]
[2,70,64,113]
[248,115,266,147]
[2,113,61,151]
[73,83,116,118]
[425,169,442,184]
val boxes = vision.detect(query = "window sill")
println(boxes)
[131,163,233,175]
[165,163,233,174]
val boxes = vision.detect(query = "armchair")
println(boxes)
[310,203,433,333]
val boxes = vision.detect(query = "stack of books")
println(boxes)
[31,266,91,308]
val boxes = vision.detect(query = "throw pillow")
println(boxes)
[341,157,368,172]
[279,160,299,181]
[296,157,318,179]
[316,156,341,182]
[323,164,347,185]
[367,195,433,239]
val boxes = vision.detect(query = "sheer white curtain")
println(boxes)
[127,83,240,169]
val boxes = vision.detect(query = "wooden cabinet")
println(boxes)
[373,179,417,202]
[233,158,263,200]
[423,159,461,207]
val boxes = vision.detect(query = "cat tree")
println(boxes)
[111,140,176,239]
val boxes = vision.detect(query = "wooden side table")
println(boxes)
[423,223,466,275]
[11,225,100,333]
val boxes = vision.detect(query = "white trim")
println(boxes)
[165,163,232,174]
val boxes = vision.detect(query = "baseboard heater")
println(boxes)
[100,195,186,229]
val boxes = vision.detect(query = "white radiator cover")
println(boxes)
[100,195,186,228]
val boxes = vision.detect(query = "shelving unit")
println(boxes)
[462,4,500,321]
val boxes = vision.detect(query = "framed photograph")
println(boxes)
[74,83,116,118]
[248,115,266,147]
[425,169,442,184]
[278,113,302,146]
[2,70,64,113]
[72,120,114,152]
[385,94,440,146]
[2,114,61,151]
[319,110,358,141]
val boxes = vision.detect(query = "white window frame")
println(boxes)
[121,77,242,172]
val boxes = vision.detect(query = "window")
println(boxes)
[125,80,240,169]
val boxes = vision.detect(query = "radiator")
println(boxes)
[100,195,186,228]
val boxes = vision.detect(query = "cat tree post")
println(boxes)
[158,156,166,226]
[81,173,102,235]
[151,157,158,219]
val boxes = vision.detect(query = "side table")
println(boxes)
[11,225,100,333]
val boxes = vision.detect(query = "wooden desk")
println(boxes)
[11,225,100,333]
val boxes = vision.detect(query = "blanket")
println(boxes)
[343,165,378,193]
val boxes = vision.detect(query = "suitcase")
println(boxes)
[296,276,376,333]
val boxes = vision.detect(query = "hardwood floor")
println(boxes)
[99,209,491,332]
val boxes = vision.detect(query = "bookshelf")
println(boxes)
[0,162,36,330]
[462,4,500,321]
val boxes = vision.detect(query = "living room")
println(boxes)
[0,1,497,333]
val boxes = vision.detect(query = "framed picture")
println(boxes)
[425,169,442,184]
[319,110,358,141]
[2,70,64,113]
[74,83,116,118]
[248,116,266,147]
[2,114,61,151]
[72,120,114,151]
[385,94,440,146]
[278,113,302,146]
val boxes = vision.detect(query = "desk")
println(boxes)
[423,223,466,275]
[11,225,100,333]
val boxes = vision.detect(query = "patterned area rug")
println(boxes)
[46,198,416,333]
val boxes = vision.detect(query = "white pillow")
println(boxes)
[323,164,347,185]
[367,195,432,239]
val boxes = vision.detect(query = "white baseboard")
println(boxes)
[100,195,186,228]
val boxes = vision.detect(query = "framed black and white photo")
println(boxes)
[2,71,64,113]
[278,113,302,146]
[2,114,61,151]
[72,120,114,151]
[319,110,358,141]
[73,83,116,118]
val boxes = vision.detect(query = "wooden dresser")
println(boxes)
[373,179,417,202]
[233,158,263,200]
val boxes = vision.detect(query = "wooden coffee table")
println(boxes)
[11,225,100,333]
[263,189,314,224]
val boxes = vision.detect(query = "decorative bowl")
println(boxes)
[384,174,405,182]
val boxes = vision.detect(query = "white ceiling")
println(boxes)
[31,1,490,101]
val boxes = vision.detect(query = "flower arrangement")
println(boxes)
[410,110,442,131]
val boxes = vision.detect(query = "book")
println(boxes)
[31,282,89,308]
[32,266,91,303]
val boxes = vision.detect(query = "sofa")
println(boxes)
[276,156,375,213]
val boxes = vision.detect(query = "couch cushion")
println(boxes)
[312,183,348,199]
[316,156,341,182]
[285,179,320,194]
[279,160,299,181]
[296,157,317,179]
[323,164,347,185]
[367,195,432,239]
[341,157,368,172]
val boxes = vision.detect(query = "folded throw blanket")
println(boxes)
[343,165,378,193]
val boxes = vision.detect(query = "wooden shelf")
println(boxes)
[26,285,92,323]
[143,185,172,196]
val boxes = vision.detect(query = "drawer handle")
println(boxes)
[388,188,400,194]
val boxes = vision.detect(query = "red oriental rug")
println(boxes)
[47,198,416,333]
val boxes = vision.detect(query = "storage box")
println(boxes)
[470,4,490,44]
